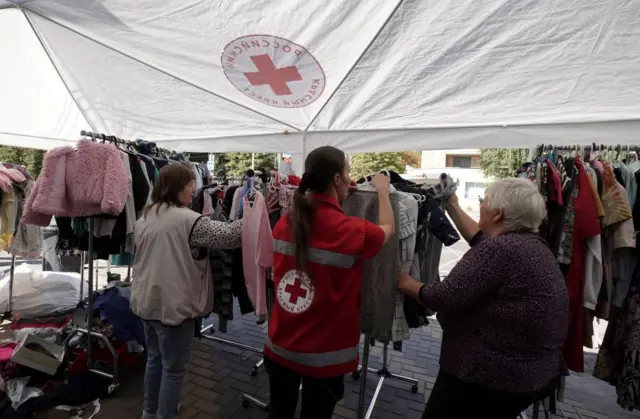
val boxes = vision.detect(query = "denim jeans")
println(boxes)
[143,319,194,419]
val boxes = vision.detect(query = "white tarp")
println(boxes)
[1,0,639,155]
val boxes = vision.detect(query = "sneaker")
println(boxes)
[141,412,156,419]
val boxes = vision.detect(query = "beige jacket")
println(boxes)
[130,205,212,326]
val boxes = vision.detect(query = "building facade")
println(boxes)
[404,149,490,212]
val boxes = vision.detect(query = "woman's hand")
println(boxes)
[397,271,414,291]
[397,271,425,304]
[371,173,390,192]
[446,192,459,210]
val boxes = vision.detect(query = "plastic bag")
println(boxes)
[0,264,87,317]
[5,377,43,409]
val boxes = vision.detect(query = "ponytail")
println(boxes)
[287,146,347,272]
[289,177,314,272]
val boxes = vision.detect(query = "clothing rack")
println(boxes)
[239,336,421,415]
[2,254,17,320]
[62,218,119,387]
[79,130,177,159]
[61,131,138,388]
[531,143,640,161]
[195,172,268,377]
[198,324,264,376]
[354,338,420,419]
[521,401,571,419]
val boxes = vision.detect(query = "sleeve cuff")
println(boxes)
[469,230,487,247]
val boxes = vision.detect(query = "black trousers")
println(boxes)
[423,371,553,419]
[265,356,344,419]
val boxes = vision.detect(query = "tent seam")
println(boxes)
[302,0,407,132]
[0,131,79,145]
[22,9,100,134]
[22,6,302,133]
[0,0,37,11]
[144,117,640,143]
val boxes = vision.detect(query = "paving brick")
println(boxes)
[190,357,213,369]
[193,399,222,415]
[179,407,200,419]
[191,375,217,389]
[55,297,640,419]
[192,385,220,402]
[190,365,215,378]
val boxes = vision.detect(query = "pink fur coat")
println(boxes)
[22,140,130,226]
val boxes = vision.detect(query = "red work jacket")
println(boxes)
[265,194,385,378]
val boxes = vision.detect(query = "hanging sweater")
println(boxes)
[241,193,273,322]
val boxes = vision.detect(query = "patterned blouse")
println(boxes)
[420,231,570,393]
[189,218,242,250]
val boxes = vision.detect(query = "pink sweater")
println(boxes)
[241,193,273,319]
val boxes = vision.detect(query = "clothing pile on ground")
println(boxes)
[520,147,640,411]
[0,279,143,418]
[12,135,194,417]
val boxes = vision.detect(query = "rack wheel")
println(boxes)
[242,399,250,409]
[411,384,419,393]
[250,369,258,377]
[352,371,360,380]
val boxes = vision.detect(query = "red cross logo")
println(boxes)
[243,54,303,96]
[284,278,308,304]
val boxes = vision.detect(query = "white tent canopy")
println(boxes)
[1,0,639,160]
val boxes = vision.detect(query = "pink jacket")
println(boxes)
[22,140,130,226]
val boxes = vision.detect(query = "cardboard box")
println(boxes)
[11,334,64,375]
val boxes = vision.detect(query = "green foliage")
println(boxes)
[0,146,46,178]
[350,152,407,179]
[213,154,230,179]
[479,148,529,180]
[401,151,421,168]
[223,153,278,177]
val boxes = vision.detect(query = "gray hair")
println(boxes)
[484,177,546,233]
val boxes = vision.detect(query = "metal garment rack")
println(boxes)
[239,335,420,416]
[62,218,119,387]
[522,400,571,419]
[199,323,264,376]
[353,337,420,419]
[2,254,17,320]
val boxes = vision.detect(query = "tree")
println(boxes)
[479,148,529,179]
[0,146,46,178]
[213,154,230,180]
[223,152,278,177]
[350,152,406,179]
[401,151,421,168]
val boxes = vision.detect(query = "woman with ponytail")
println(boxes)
[265,146,395,419]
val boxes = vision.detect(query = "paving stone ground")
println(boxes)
[5,239,640,418]
[82,307,640,419]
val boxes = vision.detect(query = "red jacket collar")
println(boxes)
[311,193,343,213]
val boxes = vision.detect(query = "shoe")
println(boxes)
[141,412,156,419]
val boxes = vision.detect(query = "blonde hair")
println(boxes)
[484,177,546,232]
